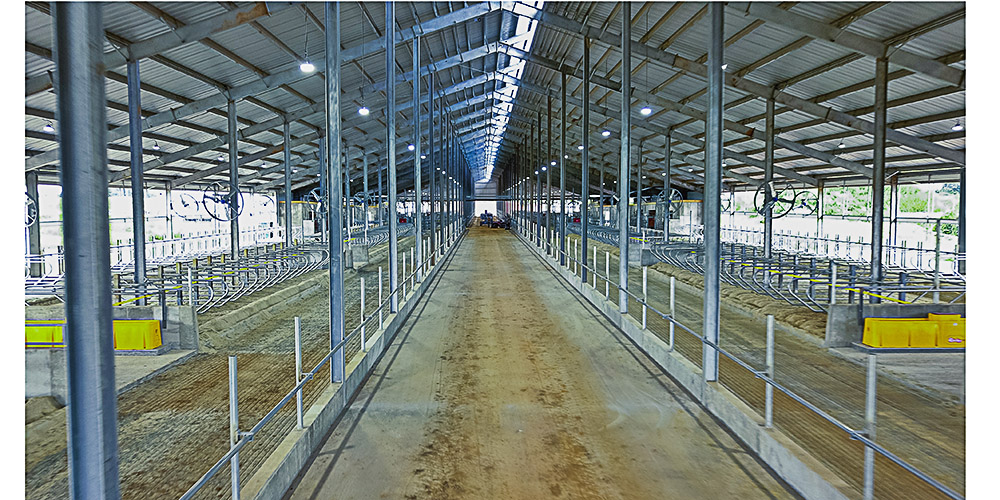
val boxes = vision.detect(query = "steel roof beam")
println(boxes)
[725,2,964,89]
[25,2,295,97]
[513,5,965,165]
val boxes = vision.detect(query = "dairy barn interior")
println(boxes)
[16,1,987,499]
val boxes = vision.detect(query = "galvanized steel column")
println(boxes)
[664,133,671,238]
[284,120,292,246]
[764,95,775,259]
[617,7,630,312]
[325,2,345,382]
[429,71,436,258]
[559,72,567,266]
[636,141,642,232]
[26,172,42,277]
[958,168,966,274]
[127,59,147,293]
[377,156,383,226]
[703,2,724,381]
[413,36,423,280]
[871,57,888,302]
[546,92,552,252]
[386,1,399,312]
[439,115,445,252]
[582,37,590,283]
[228,99,240,259]
[54,2,121,497]
[319,143,327,243]
[536,112,542,246]
[362,150,368,240]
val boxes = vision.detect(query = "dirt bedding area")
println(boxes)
[25,236,416,500]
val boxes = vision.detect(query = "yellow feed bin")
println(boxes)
[24,319,162,350]
[862,313,965,349]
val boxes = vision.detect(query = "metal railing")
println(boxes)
[178,219,466,500]
[514,219,962,500]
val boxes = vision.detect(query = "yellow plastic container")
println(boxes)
[25,319,161,350]
[862,314,965,348]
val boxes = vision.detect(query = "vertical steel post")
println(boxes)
[642,266,648,329]
[228,355,240,500]
[669,276,676,348]
[362,151,369,242]
[377,157,384,227]
[933,220,942,303]
[703,3,724,381]
[294,317,303,429]
[326,2,345,383]
[127,59,147,296]
[636,141,642,232]
[546,92,553,254]
[664,133,671,239]
[765,314,775,428]
[958,168,965,274]
[361,276,367,350]
[764,95,775,260]
[55,3,120,496]
[863,354,878,500]
[439,108,445,253]
[386,1,399,313]
[319,143,328,243]
[618,7,631,313]
[582,37,591,284]
[228,99,240,259]
[284,120,292,246]
[26,171,43,277]
[429,71,436,260]
[871,57,888,302]
[560,72,567,266]
[413,36,423,281]
[536,112,542,246]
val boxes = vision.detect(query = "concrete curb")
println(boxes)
[241,232,467,500]
[517,231,853,500]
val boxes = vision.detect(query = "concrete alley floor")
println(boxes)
[285,226,798,500]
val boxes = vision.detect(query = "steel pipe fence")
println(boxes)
[177,225,467,500]
[513,221,963,500]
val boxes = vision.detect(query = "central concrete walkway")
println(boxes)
[285,226,798,499]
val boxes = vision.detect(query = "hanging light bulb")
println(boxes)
[601,130,611,137]
[421,155,426,159]
[542,166,547,171]
[550,160,556,166]
[640,106,652,116]
[358,105,370,116]
[407,143,415,151]
[300,60,315,73]
[43,122,54,133]
[578,145,584,150]
[722,159,727,167]
[952,120,964,132]
[217,155,225,161]
[152,141,160,151]
[721,63,728,70]
[838,139,846,149]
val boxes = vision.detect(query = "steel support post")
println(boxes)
[413,38,423,279]
[386,1,399,313]
[560,72,567,266]
[228,99,240,259]
[344,151,351,250]
[863,354,878,500]
[325,2,345,382]
[618,7,630,313]
[764,95,775,260]
[958,168,966,274]
[284,120,292,246]
[636,142,641,232]
[55,3,121,496]
[703,3,724,381]
[439,115,445,252]
[319,145,327,243]
[127,59,147,296]
[664,133,671,239]
[362,151,369,241]
[536,112,542,246]
[871,58,888,302]
[546,92,553,253]
[26,171,42,277]
[582,37,591,283]
[888,176,899,247]
[377,159,383,227]
[429,72,436,259]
